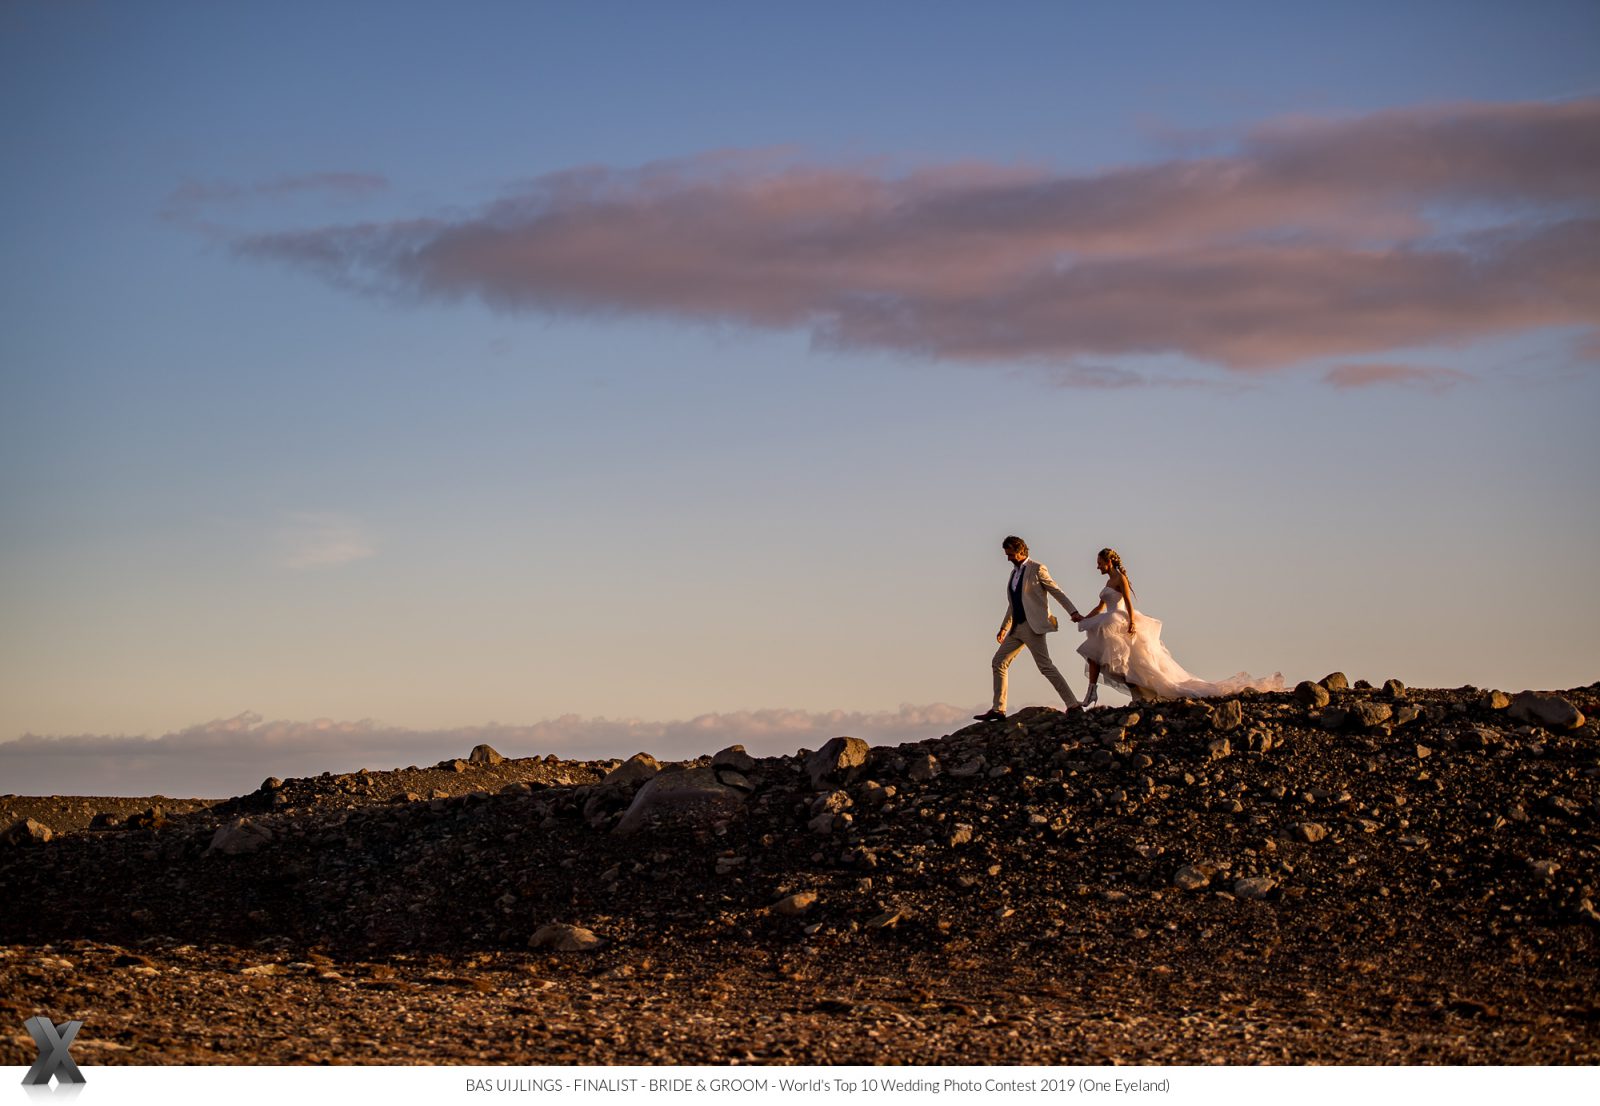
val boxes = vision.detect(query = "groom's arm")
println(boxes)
[1036,564,1080,619]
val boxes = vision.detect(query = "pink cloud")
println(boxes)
[1323,362,1473,392]
[223,100,1600,380]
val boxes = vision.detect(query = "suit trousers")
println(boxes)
[992,622,1079,712]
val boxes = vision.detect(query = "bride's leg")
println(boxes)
[1083,662,1101,706]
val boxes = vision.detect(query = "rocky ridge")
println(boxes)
[1,679,1596,1064]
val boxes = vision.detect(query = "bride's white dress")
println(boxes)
[1076,586,1283,699]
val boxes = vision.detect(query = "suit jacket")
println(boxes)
[999,559,1079,636]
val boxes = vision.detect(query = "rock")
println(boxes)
[1293,822,1329,844]
[613,765,750,836]
[947,824,974,847]
[89,812,121,829]
[1,817,54,847]
[712,745,756,773]
[1173,864,1211,891]
[1211,700,1243,733]
[1508,692,1585,730]
[907,754,940,782]
[865,909,904,930]
[259,777,284,792]
[206,818,273,857]
[1383,679,1406,699]
[949,757,987,778]
[529,924,604,952]
[1294,681,1331,708]
[772,891,818,916]
[1526,858,1560,879]
[1233,877,1277,900]
[857,780,894,807]
[1319,707,1349,731]
[1206,738,1232,761]
[1346,702,1393,730]
[1319,672,1349,692]
[602,752,661,787]
[468,744,504,766]
[1353,679,1373,690]
[1479,690,1511,711]
[808,813,836,835]
[814,790,853,815]
[805,737,871,789]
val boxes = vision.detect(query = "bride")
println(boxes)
[1075,548,1284,706]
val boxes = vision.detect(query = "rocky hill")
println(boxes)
[1,677,1596,1064]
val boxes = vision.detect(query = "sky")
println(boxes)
[2,1,1597,797]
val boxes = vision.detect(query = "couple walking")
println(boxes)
[976,535,1282,721]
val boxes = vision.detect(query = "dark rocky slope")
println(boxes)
[1,679,1596,1064]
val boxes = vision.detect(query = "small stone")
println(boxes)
[1293,822,1328,844]
[947,823,974,847]
[772,891,818,916]
[468,744,504,766]
[1173,865,1211,891]
[1206,738,1231,761]
[808,813,836,835]
[949,757,987,778]
[1233,877,1277,900]
[1415,745,1433,759]
[1383,679,1406,699]
[1479,690,1511,711]
[1526,859,1560,879]
[1319,708,1349,731]
[1211,701,1243,733]
[529,924,604,952]
[260,777,284,792]
[865,909,904,930]
[1318,672,1349,692]
[907,754,940,782]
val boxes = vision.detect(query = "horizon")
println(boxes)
[3,1,1598,798]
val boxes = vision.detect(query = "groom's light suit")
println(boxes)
[992,559,1081,712]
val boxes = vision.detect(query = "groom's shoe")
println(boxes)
[973,709,1006,723]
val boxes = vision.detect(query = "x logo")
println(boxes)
[22,1016,86,1086]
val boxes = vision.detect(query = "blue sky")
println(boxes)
[1,1,1596,795]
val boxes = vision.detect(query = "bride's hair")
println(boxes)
[1099,547,1135,595]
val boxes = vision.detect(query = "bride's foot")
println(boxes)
[1082,684,1099,708]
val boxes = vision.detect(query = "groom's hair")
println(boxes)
[1002,535,1028,557]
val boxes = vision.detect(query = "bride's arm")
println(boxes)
[1115,573,1137,633]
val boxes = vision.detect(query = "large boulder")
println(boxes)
[468,744,504,766]
[805,736,870,789]
[0,818,54,847]
[206,818,273,857]
[1318,672,1349,692]
[711,744,756,773]
[613,765,749,836]
[601,752,661,787]
[1508,692,1585,730]
[1294,681,1331,708]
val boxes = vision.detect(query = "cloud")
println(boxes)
[1323,362,1473,392]
[0,704,982,798]
[277,512,375,569]
[222,100,1600,380]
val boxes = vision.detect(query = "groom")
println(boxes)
[976,535,1083,721]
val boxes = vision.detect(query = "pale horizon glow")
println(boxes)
[2,2,1597,796]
